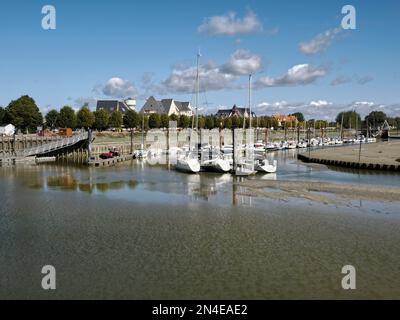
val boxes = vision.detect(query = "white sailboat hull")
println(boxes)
[176,157,201,173]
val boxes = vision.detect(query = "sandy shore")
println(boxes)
[298,141,400,170]
[237,179,400,204]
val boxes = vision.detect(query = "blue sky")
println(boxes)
[0,0,399,120]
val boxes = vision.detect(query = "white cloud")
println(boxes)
[300,27,341,55]
[102,77,137,98]
[220,49,262,75]
[198,11,263,36]
[310,100,332,107]
[255,64,327,88]
[162,49,262,94]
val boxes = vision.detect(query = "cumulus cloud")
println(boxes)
[300,27,341,55]
[310,100,332,107]
[162,62,237,94]
[198,11,263,36]
[254,64,328,88]
[220,49,262,75]
[162,49,262,94]
[102,77,137,98]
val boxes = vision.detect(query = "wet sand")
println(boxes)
[237,180,400,205]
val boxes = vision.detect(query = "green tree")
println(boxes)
[290,112,304,122]
[4,95,43,132]
[365,111,387,128]
[124,110,139,129]
[139,113,149,131]
[179,115,190,128]
[45,109,59,129]
[148,113,161,129]
[160,114,169,128]
[77,105,95,129]
[94,109,109,131]
[336,111,361,129]
[224,117,232,129]
[0,107,5,124]
[205,116,214,129]
[59,106,77,129]
[231,116,240,128]
[198,116,206,129]
[109,110,123,129]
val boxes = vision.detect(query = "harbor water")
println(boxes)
[1,150,400,299]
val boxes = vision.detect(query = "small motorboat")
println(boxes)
[255,159,277,173]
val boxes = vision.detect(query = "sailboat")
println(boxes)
[133,113,147,159]
[235,74,256,176]
[175,51,202,174]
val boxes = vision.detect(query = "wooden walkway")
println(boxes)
[88,154,133,167]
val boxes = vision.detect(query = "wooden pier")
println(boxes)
[88,154,133,167]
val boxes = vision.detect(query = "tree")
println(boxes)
[124,110,139,129]
[94,109,109,131]
[160,114,169,128]
[148,113,161,129]
[335,111,361,129]
[205,116,214,129]
[0,107,5,124]
[224,117,232,129]
[179,115,190,128]
[290,112,304,122]
[59,106,77,129]
[198,116,206,129]
[77,105,95,129]
[45,109,59,129]
[4,95,43,132]
[231,116,240,128]
[365,111,387,128]
[139,113,149,131]
[109,110,123,129]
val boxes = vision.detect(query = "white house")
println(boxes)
[140,96,193,117]
[0,124,15,136]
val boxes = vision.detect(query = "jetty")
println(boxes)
[88,154,133,167]
[298,141,400,171]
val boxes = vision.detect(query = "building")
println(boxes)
[96,98,136,114]
[0,124,15,136]
[140,96,193,117]
[272,114,298,127]
[216,105,256,118]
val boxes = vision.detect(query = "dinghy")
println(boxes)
[255,159,277,173]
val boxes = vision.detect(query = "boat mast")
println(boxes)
[249,74,252,144]
[195,49,201,130]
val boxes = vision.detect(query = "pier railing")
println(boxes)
[15,132,88,158]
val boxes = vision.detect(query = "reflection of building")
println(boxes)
[140,96,193,117]
[216,105,256,118]
[96,98,136,114]
[272,114,297,126]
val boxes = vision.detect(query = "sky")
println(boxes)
[0,0,399,120]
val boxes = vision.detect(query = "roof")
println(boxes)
[96,100,132,113]
[216,104,256,117]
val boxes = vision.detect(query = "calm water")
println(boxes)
[1,150,400,299]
